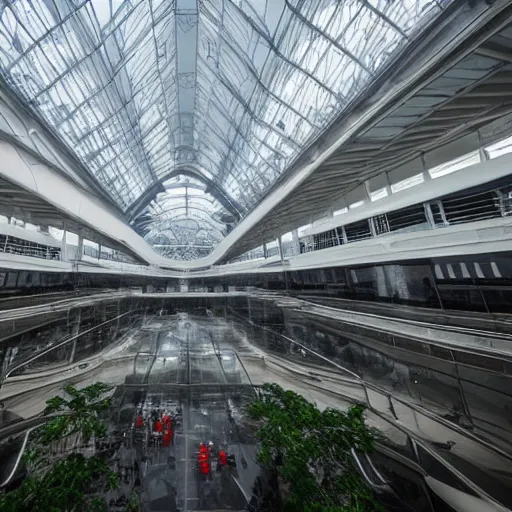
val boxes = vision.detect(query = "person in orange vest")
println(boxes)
[163,428,171,447]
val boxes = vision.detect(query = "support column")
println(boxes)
[363,180,372,200]
[97,243,102,260]
[478,130,488,162]
[421,154,431,182]
[277,236,284,262]
[61,222,68,262]
[263,243,268,259]
[291,229,300,256]
[384,172,393,196]
[424,203,436,228]
[76,228,84,261]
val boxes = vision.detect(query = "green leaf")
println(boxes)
[247,383,382,512]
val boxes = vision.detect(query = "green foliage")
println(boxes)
[0,382,123,512]
[0,453,118,512]
[126,489,140,512]
[248,383,383,512]
[35,382,113,446]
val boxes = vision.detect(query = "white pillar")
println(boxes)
[291,229,300,256]
[61,223,68,262]
[76,228,83,261]
[278,236,285,262]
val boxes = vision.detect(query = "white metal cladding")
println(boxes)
[0,0,452,259]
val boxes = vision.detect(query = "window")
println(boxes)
[485,135,512,160]
[345,220,372,242]
[387,204,427,232]
[428,150,481,178]
[370,187,388,201]
[391,173,424,193]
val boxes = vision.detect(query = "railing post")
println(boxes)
[341,226,348,244]
[424,202,436,228]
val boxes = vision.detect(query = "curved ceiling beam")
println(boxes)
[143,206,226,231]
[126,164,246,222]
[142,208,226,241]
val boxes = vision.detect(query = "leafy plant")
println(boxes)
[0,453,118,512]
[247,383,383,512]
[35,382,113,445]
[0,382,124,512]
[126,489,140,512]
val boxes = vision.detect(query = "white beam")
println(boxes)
[0,140,162,266]
[299,152,512,238]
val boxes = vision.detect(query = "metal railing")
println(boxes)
[242,294,512,447]
[228,308,512,509]
[300,178,512,255]
[1,311,137,384]
[0,234,61,260]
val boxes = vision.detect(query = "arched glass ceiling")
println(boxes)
[0,0,452,259]
[139,175,230,260]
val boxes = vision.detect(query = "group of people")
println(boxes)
[197,442,230,476]
[135,408,177,447]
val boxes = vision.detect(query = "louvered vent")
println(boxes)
[345,220,372,242]
[387,204,427,232]
[442,190,501,224]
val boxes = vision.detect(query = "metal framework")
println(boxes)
[0,0,450,259]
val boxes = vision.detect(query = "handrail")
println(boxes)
[248,290,512,380]
[0,412,72,488]
[1,311,134,383]
[0,291,131,322]
[298,297,512,346]
[231,307,511,508]
[1,428,33,488]
[252,288,512,346]
[228,308,512,467]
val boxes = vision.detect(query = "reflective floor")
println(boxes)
[2,311,512,511]
[95,313,259,511]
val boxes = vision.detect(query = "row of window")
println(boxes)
[0,235,61,260]
[191,253,512,315]
[302,178,512,253]
[0,232,141,266]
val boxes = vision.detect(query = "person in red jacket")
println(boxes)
[218,449,228,466]
[154,419,163,433]
[198,443,210,475]
[135,411,144,429]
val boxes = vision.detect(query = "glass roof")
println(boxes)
[139,175,229,260]
[0,0,450,260]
